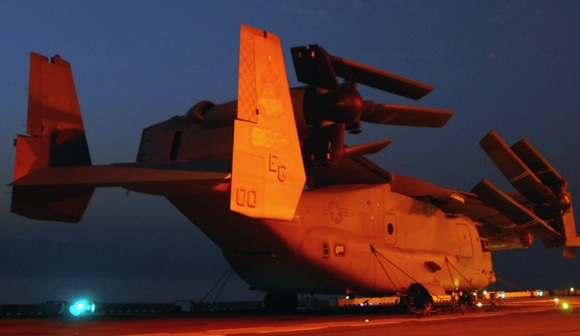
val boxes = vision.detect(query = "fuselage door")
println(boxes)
[456,223,473,258]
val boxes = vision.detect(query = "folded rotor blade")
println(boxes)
[511,139,566,193]
[361,101,453,128]
[329,55,433,100]
[290,44,434,99]
[291,45,339,91]
[480,131,556,204]
[472,179,560,242]
[343,139,393,157]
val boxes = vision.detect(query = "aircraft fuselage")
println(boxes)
[163,180,493,297]
[133,92,494,297]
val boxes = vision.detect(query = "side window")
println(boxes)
[476,224,490,253]
[480,238,490,253]
[322,241,330,258]
[169,130,182,160]
[383,213,397,245]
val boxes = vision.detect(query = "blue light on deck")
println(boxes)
[69,299,95,316]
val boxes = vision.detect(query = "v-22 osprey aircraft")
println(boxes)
[11,25,580,311]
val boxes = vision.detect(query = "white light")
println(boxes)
[450,193,465,204]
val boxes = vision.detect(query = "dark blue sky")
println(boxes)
[1,1,579,303]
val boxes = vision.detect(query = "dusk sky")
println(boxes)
[1,1,579,304]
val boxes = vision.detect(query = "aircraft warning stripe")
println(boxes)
[237,25,259,123]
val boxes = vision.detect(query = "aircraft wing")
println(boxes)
[306,148,535,252]
[307,154,392,188]
[389,174,535,251]
[391,131,580,258]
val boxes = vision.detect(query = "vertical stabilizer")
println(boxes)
[12,53,94,222]
[230,25,306,220]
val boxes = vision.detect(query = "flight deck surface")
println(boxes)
[2,296,579,335]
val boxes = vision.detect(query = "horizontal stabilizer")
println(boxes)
[12,165,229,188]
[12,164,229,222]
[12,185,94,222]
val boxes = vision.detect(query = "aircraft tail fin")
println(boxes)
[556,203,580,258]
[12,53,94,222]
[230,25,306,220]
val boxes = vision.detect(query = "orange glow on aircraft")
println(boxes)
[11,25,580,312]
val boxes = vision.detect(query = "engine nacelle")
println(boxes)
[303,85,363,128]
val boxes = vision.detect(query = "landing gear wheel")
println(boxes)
[467,293,477,306]
[422,300,434,313]
[403,283,435,315]
[264,291,298,313]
